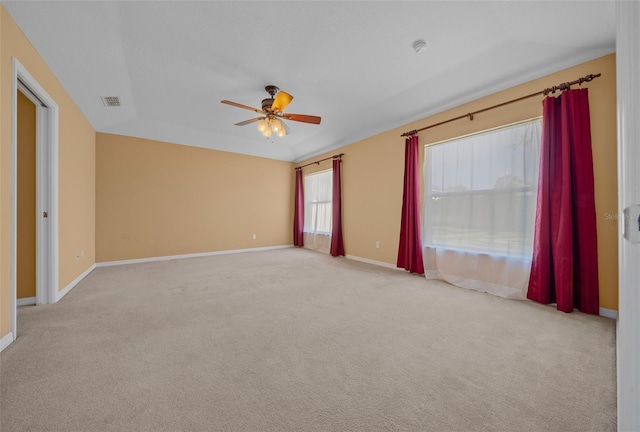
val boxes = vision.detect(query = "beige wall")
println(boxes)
[95,133,293,262]
[298,54,618,311]
[17,91,36,299]
[1,6,96,338]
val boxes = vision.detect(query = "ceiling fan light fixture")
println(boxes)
[271,118,282,133]
[257,119,269,133]
[221,85,320,139]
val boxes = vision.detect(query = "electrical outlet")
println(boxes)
[252,234,257,240]
[375,241,380,249]
[81,249,84,258]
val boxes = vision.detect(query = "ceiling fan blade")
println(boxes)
[281,113,321,125]
[271,91,293,113]
[221,100,264,114]
[235,117,264,126]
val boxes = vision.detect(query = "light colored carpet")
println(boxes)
[1,248,616,432]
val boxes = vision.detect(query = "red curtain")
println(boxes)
[293,168,304,247]
[527,88,599,314]
[330,158,345,256]
[397,135,424,274]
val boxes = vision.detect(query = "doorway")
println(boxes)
[10,58,59,340]
[16,90,37,306]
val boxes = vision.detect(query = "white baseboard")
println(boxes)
[599,307,618,320]
[17,297,36,307]
[345,256,620,321]
[55,263,96,302]
[0,331,15,353]
[96,245,293,268]
[345,254,402,271]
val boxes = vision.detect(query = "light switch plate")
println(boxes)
[623,204,640,243]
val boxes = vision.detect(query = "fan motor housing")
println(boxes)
[262,98,274,112]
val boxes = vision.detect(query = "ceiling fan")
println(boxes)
[221,85,321,138]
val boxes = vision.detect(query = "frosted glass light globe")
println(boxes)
[257,119,269,133]
[271,119,282,133]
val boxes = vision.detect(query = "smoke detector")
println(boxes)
[413,39,428,54]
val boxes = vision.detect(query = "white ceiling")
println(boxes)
[4,1,616,162]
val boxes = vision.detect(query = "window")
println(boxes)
[423,118,542,257]
[304,170,332,234]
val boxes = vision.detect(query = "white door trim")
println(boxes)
[10,58,59,342]
[616,1,640,430]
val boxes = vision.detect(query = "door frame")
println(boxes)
[10,58,59,338]
[616,1,640,429]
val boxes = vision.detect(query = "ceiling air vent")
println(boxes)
[100,96,121,107]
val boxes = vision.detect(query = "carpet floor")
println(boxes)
[0,248,616,431]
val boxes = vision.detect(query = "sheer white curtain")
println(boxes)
[422,119,542,299]
[304,170,332,253]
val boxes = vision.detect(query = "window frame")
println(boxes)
[423,117,542,258]
[303,169,333,235]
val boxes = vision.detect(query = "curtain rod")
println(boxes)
[401,73,601,137]
[295,153,344,170]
